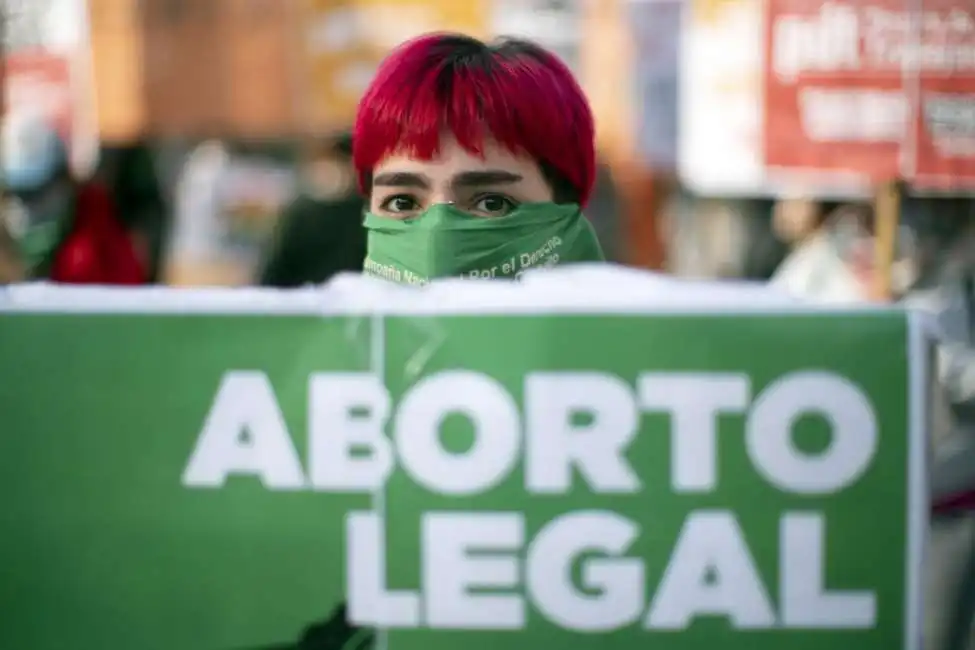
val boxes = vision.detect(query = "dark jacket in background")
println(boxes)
[99,144,169,283]
[258,194,366,287]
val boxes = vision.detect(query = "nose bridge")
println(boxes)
[426,185,456,206]
[424,176,458,207]
[426,195,457,210]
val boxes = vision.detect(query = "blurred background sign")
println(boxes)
[89,0,592,139]
[92,0,310,140]
[218,0,301,138]
[763,0,904,186]
[4,54,72,140]
[678,0,767,195]
[580,0,635,161]
[4,0,98,175]
[300,0,490,133]
[909,0,975,191]
[140,0,301,139]
[764,0,975,194]
[89,0,146,142]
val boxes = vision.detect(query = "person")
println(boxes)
[98,143,170,283]
[354,32,605,284]
[769,201,914,303]
[0,207,25,283]
[164,140,234,285]
[1,113,146,284]
[258,133,367,287]
[247,32,607,650]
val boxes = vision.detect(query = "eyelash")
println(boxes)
[377,193,520,215]
[471,194,518,215]
[379,194,418,213]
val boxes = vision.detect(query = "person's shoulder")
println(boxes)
[276,193,321,222]
[286,194,363,221]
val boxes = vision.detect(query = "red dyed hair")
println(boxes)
[353,33,595,207]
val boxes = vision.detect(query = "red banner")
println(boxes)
[913,1,975,189]
[764,0,975,190]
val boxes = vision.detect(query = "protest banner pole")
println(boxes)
[872,179,901,302]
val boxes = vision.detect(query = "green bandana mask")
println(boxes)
[362,202,604,285]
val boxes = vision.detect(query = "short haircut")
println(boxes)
[353,33,595,206]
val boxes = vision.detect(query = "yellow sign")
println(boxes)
[693,0,745,25]
[300,0,488,133]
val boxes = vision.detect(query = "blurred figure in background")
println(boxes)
[165,140,233,285]
[1,112,146,284]
[769,199,916,303]
[258,133,365,287]
[769,197,939,304]
[769,199,859,302]
[98,143,170,283]
[0,221,25,283]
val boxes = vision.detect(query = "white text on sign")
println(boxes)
[182,370,880,632]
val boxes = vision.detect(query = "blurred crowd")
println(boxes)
[3,121,975,300]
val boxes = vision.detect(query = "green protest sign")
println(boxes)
[371,313,924,650]
[0,285,927,650]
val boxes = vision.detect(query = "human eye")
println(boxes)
[378,194,420,218]
[470,194,518,218]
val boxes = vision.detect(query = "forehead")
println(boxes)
[373,135,540,178]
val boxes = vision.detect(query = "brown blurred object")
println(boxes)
[165,259,251,286]
[613,161,670,270]
[580,0,634,163]
[144,0,301,139]
[91,0,303,139]
[772,197,824,245]
[300,0,489,134]
[580,0,667,271]
[89,0,147,142]
[221,0,301,137]
[0,225,25,284]
[89,0,490,140]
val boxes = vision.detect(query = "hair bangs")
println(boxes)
[353,33,595,205]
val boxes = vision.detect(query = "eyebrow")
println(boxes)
[371,172,430,189]
[450,170,523,190]
[370,169,524,191]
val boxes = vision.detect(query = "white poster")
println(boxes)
[2,0,99,176]
[678,0,767,196]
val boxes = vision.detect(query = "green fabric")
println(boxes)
[13,190,75,278]
[362,202,604,284]
[19,220,62,267]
